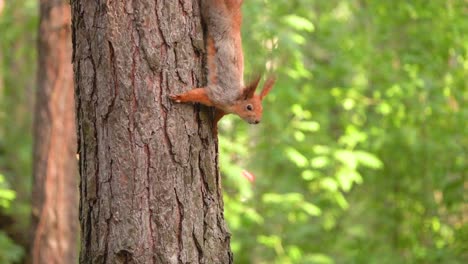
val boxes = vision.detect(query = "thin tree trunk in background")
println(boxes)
[71,0,232,263]
[31,0,78,263]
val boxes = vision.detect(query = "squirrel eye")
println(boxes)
[246,104,253,111]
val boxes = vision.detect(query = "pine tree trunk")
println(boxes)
[71,1,233,263]
[31,0,78,263]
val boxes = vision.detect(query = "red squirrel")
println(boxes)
[169,0,275,133]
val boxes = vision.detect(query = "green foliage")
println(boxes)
[0,174,15,208]
[0,231,24,264]
[220,0,468,263]
[0,0,38,261]
[0,173,24,263]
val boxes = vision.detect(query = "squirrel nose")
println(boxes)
[254,120,260,124]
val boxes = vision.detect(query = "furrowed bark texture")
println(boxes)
[71,1,232,263]
[31,0,78,263]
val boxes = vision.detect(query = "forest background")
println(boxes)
[0,0,466,263]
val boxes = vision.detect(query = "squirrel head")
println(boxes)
[231,76,276,124]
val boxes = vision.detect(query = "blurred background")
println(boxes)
[0,0,467,263]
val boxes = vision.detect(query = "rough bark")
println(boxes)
[31,0,78,263]
[71,0,232,263]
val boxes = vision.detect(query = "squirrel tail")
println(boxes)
[206,36,217,85]
[201,0,243,17]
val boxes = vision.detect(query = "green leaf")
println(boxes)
[297,121,320,132]
[311,156,329,168]
[354,151,383,169]
[283,15,315,32]
[286,147,308,168]
[302,202,322,216]
[334,150,357,169]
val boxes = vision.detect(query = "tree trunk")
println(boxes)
[31,0,78,263]
[71,1,232,263]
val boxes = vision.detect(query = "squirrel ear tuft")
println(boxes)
[260,76,276,100]
[241,75,262,99]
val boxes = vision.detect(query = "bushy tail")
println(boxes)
[201,0,243,20]
[225,0,243,10]
[202,0,243,8]
[201,0,243,36]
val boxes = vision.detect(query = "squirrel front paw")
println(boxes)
[168,94,182,103]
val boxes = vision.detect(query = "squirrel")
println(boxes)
[169,0,275,134]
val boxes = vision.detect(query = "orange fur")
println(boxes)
[260,76,276,99]
[213,110,227,135]
[169,0,275,135]
[169,88,214,107]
